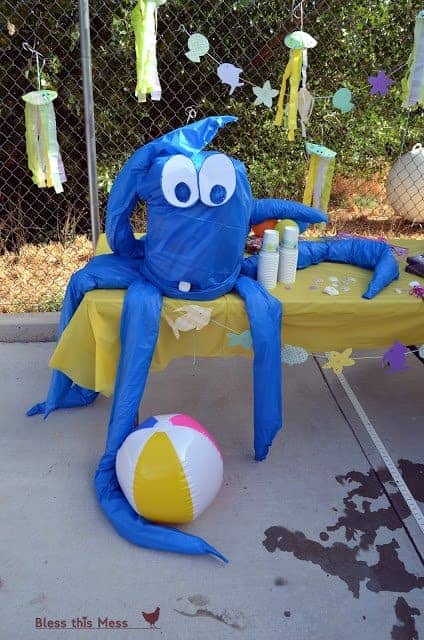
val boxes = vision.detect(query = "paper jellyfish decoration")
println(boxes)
[116,414,223,525]
[22,90,67,194]
[28,116,400,560]
[386,143,424,223]
[274,30,317,141]
[402,11,424,109]
[132,0,167,102]
[303,142,337,214]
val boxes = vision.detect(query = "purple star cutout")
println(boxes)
[368,70,395,97]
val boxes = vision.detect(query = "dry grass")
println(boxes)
[0,235,93,313]
[1,174,423,313]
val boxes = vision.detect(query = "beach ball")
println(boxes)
[386,143,424,222]
[116,414,223,524]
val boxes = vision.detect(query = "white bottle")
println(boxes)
[257,229,279,290]
[278,225,299,284]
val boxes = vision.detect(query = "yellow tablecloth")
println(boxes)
[50,237,424,397]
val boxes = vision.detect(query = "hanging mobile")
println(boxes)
[21,42,66,194]
[132,0,167,102]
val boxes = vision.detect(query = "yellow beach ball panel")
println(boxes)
[133,431,193,524]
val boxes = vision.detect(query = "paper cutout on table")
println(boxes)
[253,80,279,107]
[368,70,395,97]
[323,348,355,375]
[323,285,339,296]
[217,63,244,95]
[164,305,212,339]
[410,285,424,299]
[381,341,408,373]
[332,87,354,113]
[227,330,252,350]
[185,33,210,62]
[281,345,309,365]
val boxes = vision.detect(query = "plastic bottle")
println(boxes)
[257,229,279,290]
[278,225,299,284]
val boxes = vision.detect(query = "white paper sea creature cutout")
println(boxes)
[281,345,309,365]
[164,305,212,339]
[253,80,279,107]
[186,33,210,62]
[217,63,244,95]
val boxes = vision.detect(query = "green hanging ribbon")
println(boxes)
[132,0,167,103]
[22,90,66,194]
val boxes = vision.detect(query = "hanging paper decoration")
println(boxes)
[185,33,209,62]
[227,330,253,350]
[297,87,315,137]
[402,11,424,108]
[281,345,309,365]
[332,87,354,113]
[131,0,167,102]
[382,341,408,373]
[22,90,67,194]
[217,63,244,95]
[274,30,317,140]
[253,80,279,108]
[164,305,212,339]
[323,349,355,375]
[303,142,336,213]
[368,70,395,97]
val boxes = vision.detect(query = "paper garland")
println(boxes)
[163,305,421,376]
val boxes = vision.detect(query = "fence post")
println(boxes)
[79,0,100,248]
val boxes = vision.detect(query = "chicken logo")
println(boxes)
[141,607,160,630]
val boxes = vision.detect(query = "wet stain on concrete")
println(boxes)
[367,539,424,594]
[263,526,369,598]
[283,611,291,618]
[174,608,244,630]
[335,469,392,501]
[326,498,410,550]
[263,467,424,599]
[398,460,424,503]
[274,577,287,586]
[391,597,421,640]
[0,577,3,589]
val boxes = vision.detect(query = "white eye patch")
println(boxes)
[161,155,199,208]
[198,154,236,207]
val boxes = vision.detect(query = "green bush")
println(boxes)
[1,0,422,246]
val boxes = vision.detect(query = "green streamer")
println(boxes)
[132,0,167,103]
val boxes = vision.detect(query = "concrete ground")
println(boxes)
[0,342,423,640]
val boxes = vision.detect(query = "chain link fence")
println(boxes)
[1,0,423,313]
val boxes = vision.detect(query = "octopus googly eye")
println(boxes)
[161,155,199,208]
[198,154,236,207]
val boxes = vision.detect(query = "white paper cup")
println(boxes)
[278,247,298,284]
[258,252,279,290]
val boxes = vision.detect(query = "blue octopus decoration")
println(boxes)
[28,116,399,561]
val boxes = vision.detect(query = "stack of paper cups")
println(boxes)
[278,225,299,284]
[257,229,279,290]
